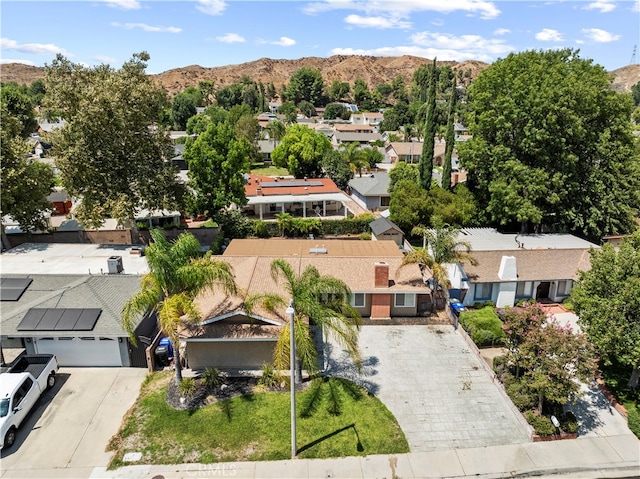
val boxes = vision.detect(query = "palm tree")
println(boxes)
[400,221,476,310]
[340,142,368,177]
[246,258,362,381]
[121,228,238,384]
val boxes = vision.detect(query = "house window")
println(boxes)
[395,293,415,307]
[380,196,390,207]
[516,282,532,298]
[351,293,365,308]
[557,280,572,296]
[474,283,493,301]
[319,292,342,304]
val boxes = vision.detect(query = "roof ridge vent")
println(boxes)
[309,244,327,254]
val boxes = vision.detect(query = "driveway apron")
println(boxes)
[325,325,531,452]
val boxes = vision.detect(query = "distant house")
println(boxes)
[332,131,383,147]
[369,216,404,248]
[385,141,446,165]
[183,239,432,370]
[333,124,373,134]
[348,171,391,211]
[243,175,352,220]
[257,139,280,163]
[362,112,383,127]
[444,229,598,308]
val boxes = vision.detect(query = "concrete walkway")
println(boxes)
[324,325,531,452]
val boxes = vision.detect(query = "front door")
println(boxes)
[536,282,551,300]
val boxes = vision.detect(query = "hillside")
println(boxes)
[2,56,638,98]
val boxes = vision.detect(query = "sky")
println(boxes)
[1,0,639,75]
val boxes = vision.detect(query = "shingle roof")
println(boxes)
[0,274,143,337]
[348,172,390,196]
[245,175,341,197]
[333,131,383,143]
[461,249,592,283]
[369,217,403,236]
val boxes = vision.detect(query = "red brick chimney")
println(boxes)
[374,262,389,288]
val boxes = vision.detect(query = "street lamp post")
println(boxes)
[287,299,296,459]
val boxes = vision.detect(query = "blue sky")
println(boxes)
[2,1,639,74]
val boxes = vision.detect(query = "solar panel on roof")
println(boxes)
[0,278,33,301]
[16,308,102,332]
[260,181,323,188]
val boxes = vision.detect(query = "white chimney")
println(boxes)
[498,256,517,281]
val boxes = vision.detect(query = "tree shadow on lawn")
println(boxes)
[322,342,380,395]
[297,423,364,455]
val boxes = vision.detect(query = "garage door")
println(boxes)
[34,337,122,367]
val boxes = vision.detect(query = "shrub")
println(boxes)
[252,220,270,238]
[258,363,281,389]
[524,410,556,436]
[358,232,372,240]
[178,377,197,397]
[202,367,225,390]
[459,306,505,346]
[627,405,640,437]
[560,411,579,434]
[507,380,536,411]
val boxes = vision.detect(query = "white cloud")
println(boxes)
[493,28,510,35]
[584,0,616,13]
[216,33,245,43]
[94,55,118,64]
[272,36,296,47]
[1,37,69,55]
[111,22,181,33]
[0,58,36,66]
[101,0,141,10]
[410,31,514,56]
[581,28,620,42]
[332,30,514,63]
[195,0,226,16]
[344,14,411,29]
[633,0,640,12]
[431,18,444,26]
[304,0,500,20]
[535,28,564,42]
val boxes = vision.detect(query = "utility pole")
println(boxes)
[287,299,297,459]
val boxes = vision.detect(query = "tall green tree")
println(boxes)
[321,149,353,190]
[246,258,362,379]
[0,103,55,248]
[327,80,350,103]
[172,92,197,130]
[271,124,332,178]
[286,67,324,105]
[122,229,238,384]
[1,83,38,137]
[419,60,437,190]
[500,302,596,414]
[458,49,640,240]
[183,120,252,220]
[43,52,184,230]
[388,161,418,193]
[442,77,456,190]
[571,230,640,378]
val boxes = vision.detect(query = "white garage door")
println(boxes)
[34,337,122,367]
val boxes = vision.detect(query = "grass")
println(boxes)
[599,361,640,439]
[107,372,408,468]
[251,166,290,176]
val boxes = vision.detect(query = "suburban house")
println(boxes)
[183,239,432,371]
[348,171,391,212]
[362,112,383,127]
[332,130,383,147]
[444,229,598,308]
[243,174,352,220]
[369,216,404,248]
[256,139,280,163]
[385,141,446,165]
[0,243,153,367]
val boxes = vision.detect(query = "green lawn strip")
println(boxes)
[251,166,290,177]
[108,373,408,467]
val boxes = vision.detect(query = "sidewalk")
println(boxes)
[85,434,640,479]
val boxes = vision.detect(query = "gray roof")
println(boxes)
[348,172,390,196]
[333,131,382,143]
[369,216,403,236]
[0,274,143,338]
[457,229,600,251]
[461,249,592,283]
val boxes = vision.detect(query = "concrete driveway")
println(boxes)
[0,367,146,477]
[325,325,532,452]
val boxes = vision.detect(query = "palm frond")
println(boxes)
[300,377,325,418]
[326,377,344,416]
[333,377,364,401]
[121,276,163,345]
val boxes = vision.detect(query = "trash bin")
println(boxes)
[449,299,466,317]
[155,337,174,367]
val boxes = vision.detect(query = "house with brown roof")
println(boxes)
[444,229,598,308]
[243,175,352,220]
[183,239,432,371]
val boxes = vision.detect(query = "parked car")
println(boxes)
[0,354,59,449]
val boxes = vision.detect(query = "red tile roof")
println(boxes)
[244,175,342,197]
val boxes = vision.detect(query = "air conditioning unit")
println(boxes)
[107,256,124,274]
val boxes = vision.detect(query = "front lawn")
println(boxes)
[251,166,290,177]
[107,372,408,467]
[459,306,505,346]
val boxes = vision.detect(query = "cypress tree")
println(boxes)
[419,59,437,190]
[442,76,456,190]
